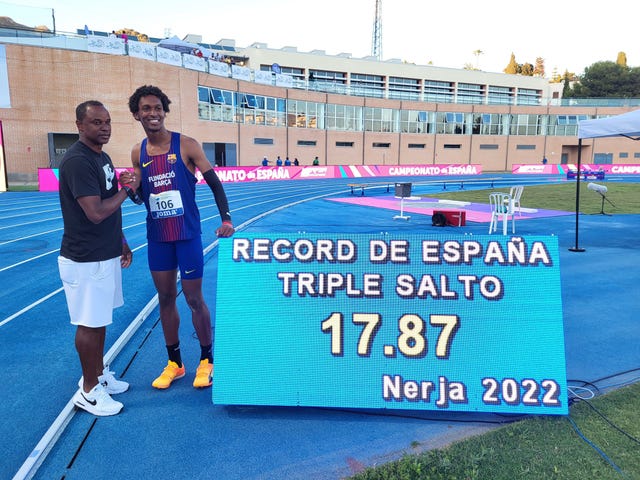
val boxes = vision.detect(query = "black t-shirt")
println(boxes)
[59,141,123,262]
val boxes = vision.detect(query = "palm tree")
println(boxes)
[472,49,484,69]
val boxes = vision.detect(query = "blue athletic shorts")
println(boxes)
[147,237,204,280]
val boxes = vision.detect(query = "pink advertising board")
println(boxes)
[39,164,483,191]
[512,164,640,175]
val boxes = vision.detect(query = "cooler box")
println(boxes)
[433,209,466,226]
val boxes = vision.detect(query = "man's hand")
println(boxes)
[118,169,141,191]
[121,241,133,268]
[216,221,235,238]
[118,169,143,204]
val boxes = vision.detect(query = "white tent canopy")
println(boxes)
[570,108,640,252]
[578,108,640,139]
[157,35,211,57]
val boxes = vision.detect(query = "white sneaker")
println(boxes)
[100,367,129,394]
[72,383,123,416]
[78,367,129,395]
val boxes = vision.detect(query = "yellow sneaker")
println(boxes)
[152,360,185,389]
[193,359,213,388]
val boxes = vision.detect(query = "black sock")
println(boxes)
[167,343,182,367]
[200,344,213,363]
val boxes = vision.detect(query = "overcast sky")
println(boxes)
[2,0,637,76]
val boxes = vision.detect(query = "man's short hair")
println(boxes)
[76,100,104,122]
[128,85,171,114]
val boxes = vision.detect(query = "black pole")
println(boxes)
[51,9,56,35]
[569,138,586,252]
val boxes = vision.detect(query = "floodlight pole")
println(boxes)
[569,138,586,252]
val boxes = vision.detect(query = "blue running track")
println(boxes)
[1,174,639,480]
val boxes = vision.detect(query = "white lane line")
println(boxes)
[11,185,348,480]
[0,245,148,327]
[0,287,64,327]
[12,293,160,480]
[0,249,60,273]
[0,223,147,272]
[0,227,63,246]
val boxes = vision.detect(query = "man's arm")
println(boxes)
[182,135,234,237]
[121,233,133,268]
[77,189,129,224]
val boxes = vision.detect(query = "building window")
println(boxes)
[444,144,461,149]
[473,113,504,135]
[516,144,536,150]
[197,86,235,123]
[260,64,304,80]
[297,140,317,146]
[254,138,274,145]
[336,141,354,147]
[287,100,322,129]
[510,114,542,135]
[549,114,589,136]
[388,76,420,100]
[350,73,384,98]
[436,112,467,134]
[326,104,362,131]
[424,80,454,103]
[487,85,514,105]
[364,107,395,133]
[408,144,426,149]
[309,69,347,86]
[479,144,499,150]
[517,88,542,105]
[373,142,391,148]
[399,110,431,133]
[457,83,484,105]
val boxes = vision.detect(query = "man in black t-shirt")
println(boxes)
[58,100,140,416]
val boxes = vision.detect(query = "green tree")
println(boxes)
[562,72,572,97]
[567,61,640,97]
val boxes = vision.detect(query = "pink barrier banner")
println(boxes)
[513,164,640,175]
[39,164,482,191]
[212,164,482,183]
[38,168,134,192]
[38,168,60,192]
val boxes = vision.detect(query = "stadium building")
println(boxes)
[1,25,639,186]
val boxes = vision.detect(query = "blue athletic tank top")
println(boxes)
[139,132,201,242]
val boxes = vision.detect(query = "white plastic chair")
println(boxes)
[489,192,515,235]
[507,185,524,216]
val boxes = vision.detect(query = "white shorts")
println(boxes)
[58,256,124,328]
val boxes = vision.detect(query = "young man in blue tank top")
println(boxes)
[126,85,234,390]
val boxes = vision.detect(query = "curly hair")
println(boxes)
[128,85,171,114]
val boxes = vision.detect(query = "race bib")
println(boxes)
[149,190,184,219]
